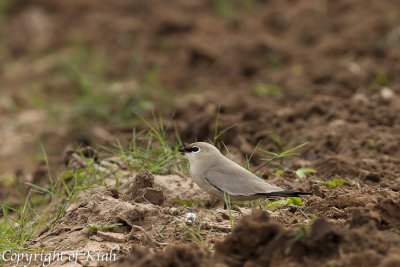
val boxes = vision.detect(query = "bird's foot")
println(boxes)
[223,202,243,215]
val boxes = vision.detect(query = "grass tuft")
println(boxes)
[0,147,109,255]
[255,142,309,172]
[0,191,45,252]
[115,115,185,175]
[254,84,283,96]
[318,178,348,188]
[213,106,237,144]
[266,197,304,210]
[295,167,317,179]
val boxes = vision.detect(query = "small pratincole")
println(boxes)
[179,142,311,205]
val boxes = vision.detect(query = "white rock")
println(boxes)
[381,87,394,100]
[169,207,179,216]
[185,212,197,225]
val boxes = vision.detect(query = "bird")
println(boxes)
[179,142,311,208]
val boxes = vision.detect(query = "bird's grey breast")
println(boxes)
[189,163,203,180]
[189,156,224,193]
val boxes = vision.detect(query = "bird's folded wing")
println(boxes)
[204,165,282,197]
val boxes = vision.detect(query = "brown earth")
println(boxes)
[21,159,400,267]
[1,0,400,266]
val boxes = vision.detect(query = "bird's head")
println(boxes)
[179,142,221,166]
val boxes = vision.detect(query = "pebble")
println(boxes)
[185,212,197,225]
[169,207,179,216]
[381,87,394,100]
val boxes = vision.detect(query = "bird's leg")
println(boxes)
[223,201,243,215]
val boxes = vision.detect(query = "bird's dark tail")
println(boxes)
[258,191,312,198]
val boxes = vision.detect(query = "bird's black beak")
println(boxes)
[179,147,187,154]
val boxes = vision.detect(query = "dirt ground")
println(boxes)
[1,0,400,266]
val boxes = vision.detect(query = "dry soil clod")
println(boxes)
[128,170,166,206]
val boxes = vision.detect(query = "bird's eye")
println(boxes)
[191,146,201,153]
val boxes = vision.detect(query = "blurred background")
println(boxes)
[1,0,400,185]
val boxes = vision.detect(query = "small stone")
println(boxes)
[381,87,394,100]
[219,212,230,220]
[364,172,380,183]
[289,206,298,213]
[108,187,119,199]
[169,207,179,216]
[185,212,197,225]
[215,214,224,222]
